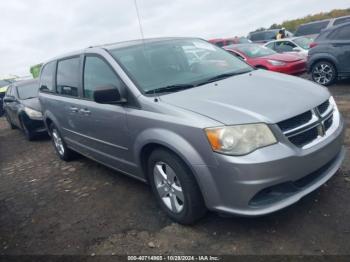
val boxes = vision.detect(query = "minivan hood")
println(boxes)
[160,70,329,125]
[21,97,41,111]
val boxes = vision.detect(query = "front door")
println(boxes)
[70,55,131,173]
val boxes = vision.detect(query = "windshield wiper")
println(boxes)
[196,71,249,86]
[145,84,195,95]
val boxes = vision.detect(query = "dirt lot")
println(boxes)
[1,79,350,256]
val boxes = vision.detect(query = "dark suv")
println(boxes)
[308,22,350,86]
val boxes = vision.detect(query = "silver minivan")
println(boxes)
[39,38,345,224]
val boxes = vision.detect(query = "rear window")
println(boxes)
[295,21,330,36]
[249,31,276,41]
[17,82,40,100]
[333,17,350,26]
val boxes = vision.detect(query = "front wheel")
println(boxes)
[311,61,337,86]
[148,149,207,224]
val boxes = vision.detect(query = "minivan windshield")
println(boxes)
[109,39,252,94]
[17,82,39,100]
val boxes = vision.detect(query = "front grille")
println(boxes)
[317,100,330,115]
[278,111,312,132]
[289,127,319,147]
[277,99,334,147]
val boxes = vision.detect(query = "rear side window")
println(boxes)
[40,61,56,92]
[56,57,80,97]
[83,56,124,100]
[5,85,12,95]
[330,25,350,40]
[295,21,329,36]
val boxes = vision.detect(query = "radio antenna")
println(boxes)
[134,0,145,40]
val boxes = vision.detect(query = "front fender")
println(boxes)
[134,128,207,169]
[307,53,338,72]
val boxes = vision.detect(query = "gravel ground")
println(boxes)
[0,78,350,255]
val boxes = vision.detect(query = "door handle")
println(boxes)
[79,108,91,115]
[70,106,79,113]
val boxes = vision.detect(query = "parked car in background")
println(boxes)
[264,37,314,57]
[0,79,13,116]
[295,15,350,38]
[308,22,350,86]
[247,29,294,43]
[208,37,251,47]
[39,37,344,224]
[3,79,45,140]
[224,44,306,75]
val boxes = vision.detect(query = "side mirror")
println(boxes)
[3,97,15,103]
[93,84,127,104]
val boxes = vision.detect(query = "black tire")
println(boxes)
[148,148,207,224]
[256,66,267,70]
[20,116,35,141]
[49,123,76,161]
[5,112,16,129]
[311,61,337,86]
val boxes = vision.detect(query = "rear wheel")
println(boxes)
[311,61,337,86]
[148,149,207,224]
[5,112,16,129]
[50,123,76,161]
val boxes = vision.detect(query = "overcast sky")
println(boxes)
[0,0,349,77]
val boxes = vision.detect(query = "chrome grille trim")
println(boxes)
[277,97,338,148]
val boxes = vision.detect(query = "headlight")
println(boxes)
[24,107,43,119]
[267,60,286,66]
[205,124,277,155]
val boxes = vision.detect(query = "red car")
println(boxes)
[208,37,252,47]
[224,44,307,75]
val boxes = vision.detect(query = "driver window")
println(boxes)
[275,41,296,52]
[83,56,123,100]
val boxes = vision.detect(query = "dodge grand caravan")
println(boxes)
[39,38,345,224]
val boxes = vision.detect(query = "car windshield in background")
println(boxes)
[293,37,314,50]
[235,44,276,58]
[17,82,40,99]
[0,80,10,87]
[250,31,276,41]
[109,39,252,94]
[295,21,329,36]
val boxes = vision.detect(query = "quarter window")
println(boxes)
[83,56,123,100]
[56,57,80,97]
[40,61,56,92]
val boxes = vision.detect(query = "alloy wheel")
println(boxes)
[52,129,65,156]
[312,63,334,85]
[153,161,184,213]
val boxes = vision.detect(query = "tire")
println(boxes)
[5,112,16,129]
[49,123,76,161]
[148,148,207,224]
[256,66,267,70]
[20,116,35,141]
[311,61,337,86]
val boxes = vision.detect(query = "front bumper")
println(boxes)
[193,110,345,216]
[272,60,307,75]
